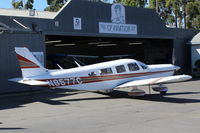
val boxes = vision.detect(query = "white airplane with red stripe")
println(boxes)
[9,47,192,96]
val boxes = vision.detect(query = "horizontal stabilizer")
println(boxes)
[117,75,192,88]
[9,78,49,86]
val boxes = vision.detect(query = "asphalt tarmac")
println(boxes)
[0,79,200,133]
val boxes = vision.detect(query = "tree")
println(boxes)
[165,0,183,28]
[12,0,23,9]
[186,1,200,29]
[45,0,68,12]
[25,0,34,9]
[149,0,184,28]
[193,15,200,29]
[149,0,174,26]
[116,0,147,8]
[149,0,200,29]
[12,0,34,9]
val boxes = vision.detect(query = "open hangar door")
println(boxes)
[45,35,173,69]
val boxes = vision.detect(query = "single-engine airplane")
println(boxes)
[9,47,192,96]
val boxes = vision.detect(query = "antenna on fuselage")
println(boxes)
[74,61,81,67]
[56,64,63,70]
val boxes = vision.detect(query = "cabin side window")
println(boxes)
[100,68,113,75]
[115,65,126,73]
[88,71,97,77]
[128,63,140,71]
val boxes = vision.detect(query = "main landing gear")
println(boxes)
[98,89,114,94]
[128,84,168,97]
[151,84,168,95]
[128,87,145,97]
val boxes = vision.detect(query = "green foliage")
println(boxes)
[45,0,68,12]
[193,15,200,29]
[116,0,147,8]
[117,0,200,29]
[149,0,200,29]
[186,1,200,29]
[149,0,165,9]
[25,0,34,9]
[12,0,34,9]
[12,0,23,9]
[149,0,174,25]
[165,0,184,27]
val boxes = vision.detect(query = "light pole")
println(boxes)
[183,0,188,29]
[156,0,158,13]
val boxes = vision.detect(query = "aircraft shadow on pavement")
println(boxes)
[0,88,85,110]
[0,128,26,130]
[137,92,200,103]
[58,90,200,104]
[1,89,200,110]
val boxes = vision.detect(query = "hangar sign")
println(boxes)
[99,22,137,34]
[99,3,137,35]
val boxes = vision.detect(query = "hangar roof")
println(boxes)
[48,0,174,39]
[0,0,175,39]
[191,32,200,45]
[0,8,56,19]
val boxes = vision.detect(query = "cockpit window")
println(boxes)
[100,68,113,75]
[138,62,148,69]
[128,63,140,71]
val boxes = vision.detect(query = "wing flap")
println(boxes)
[117,75,192,88]
[9,78,49,86]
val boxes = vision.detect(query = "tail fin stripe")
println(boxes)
[17,54,40,69]
[15,47,48,78]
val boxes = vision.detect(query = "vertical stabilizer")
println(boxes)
[15,47,48,78]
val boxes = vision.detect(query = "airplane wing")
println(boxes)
[116,75,192,88]
[9,78,49,86]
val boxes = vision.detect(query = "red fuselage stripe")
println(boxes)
[38,69,174,87]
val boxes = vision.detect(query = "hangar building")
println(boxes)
[190,33,200,76]
[0,0,199,93]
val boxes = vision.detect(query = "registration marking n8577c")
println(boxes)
[47,77,83,87]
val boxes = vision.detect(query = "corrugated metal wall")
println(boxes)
[0,32,45,93]
[171,29,199,74]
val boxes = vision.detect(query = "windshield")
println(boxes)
[138,61,148,69]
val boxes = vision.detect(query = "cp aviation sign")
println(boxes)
[99,3,137,35]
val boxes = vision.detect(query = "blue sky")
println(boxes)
[0,0,48,11]
[0,0,149,11]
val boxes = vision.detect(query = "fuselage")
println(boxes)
[27,59,180,91]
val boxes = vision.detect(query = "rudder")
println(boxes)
[15,47,48,78]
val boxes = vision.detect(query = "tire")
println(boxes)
[160,91,167,95]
